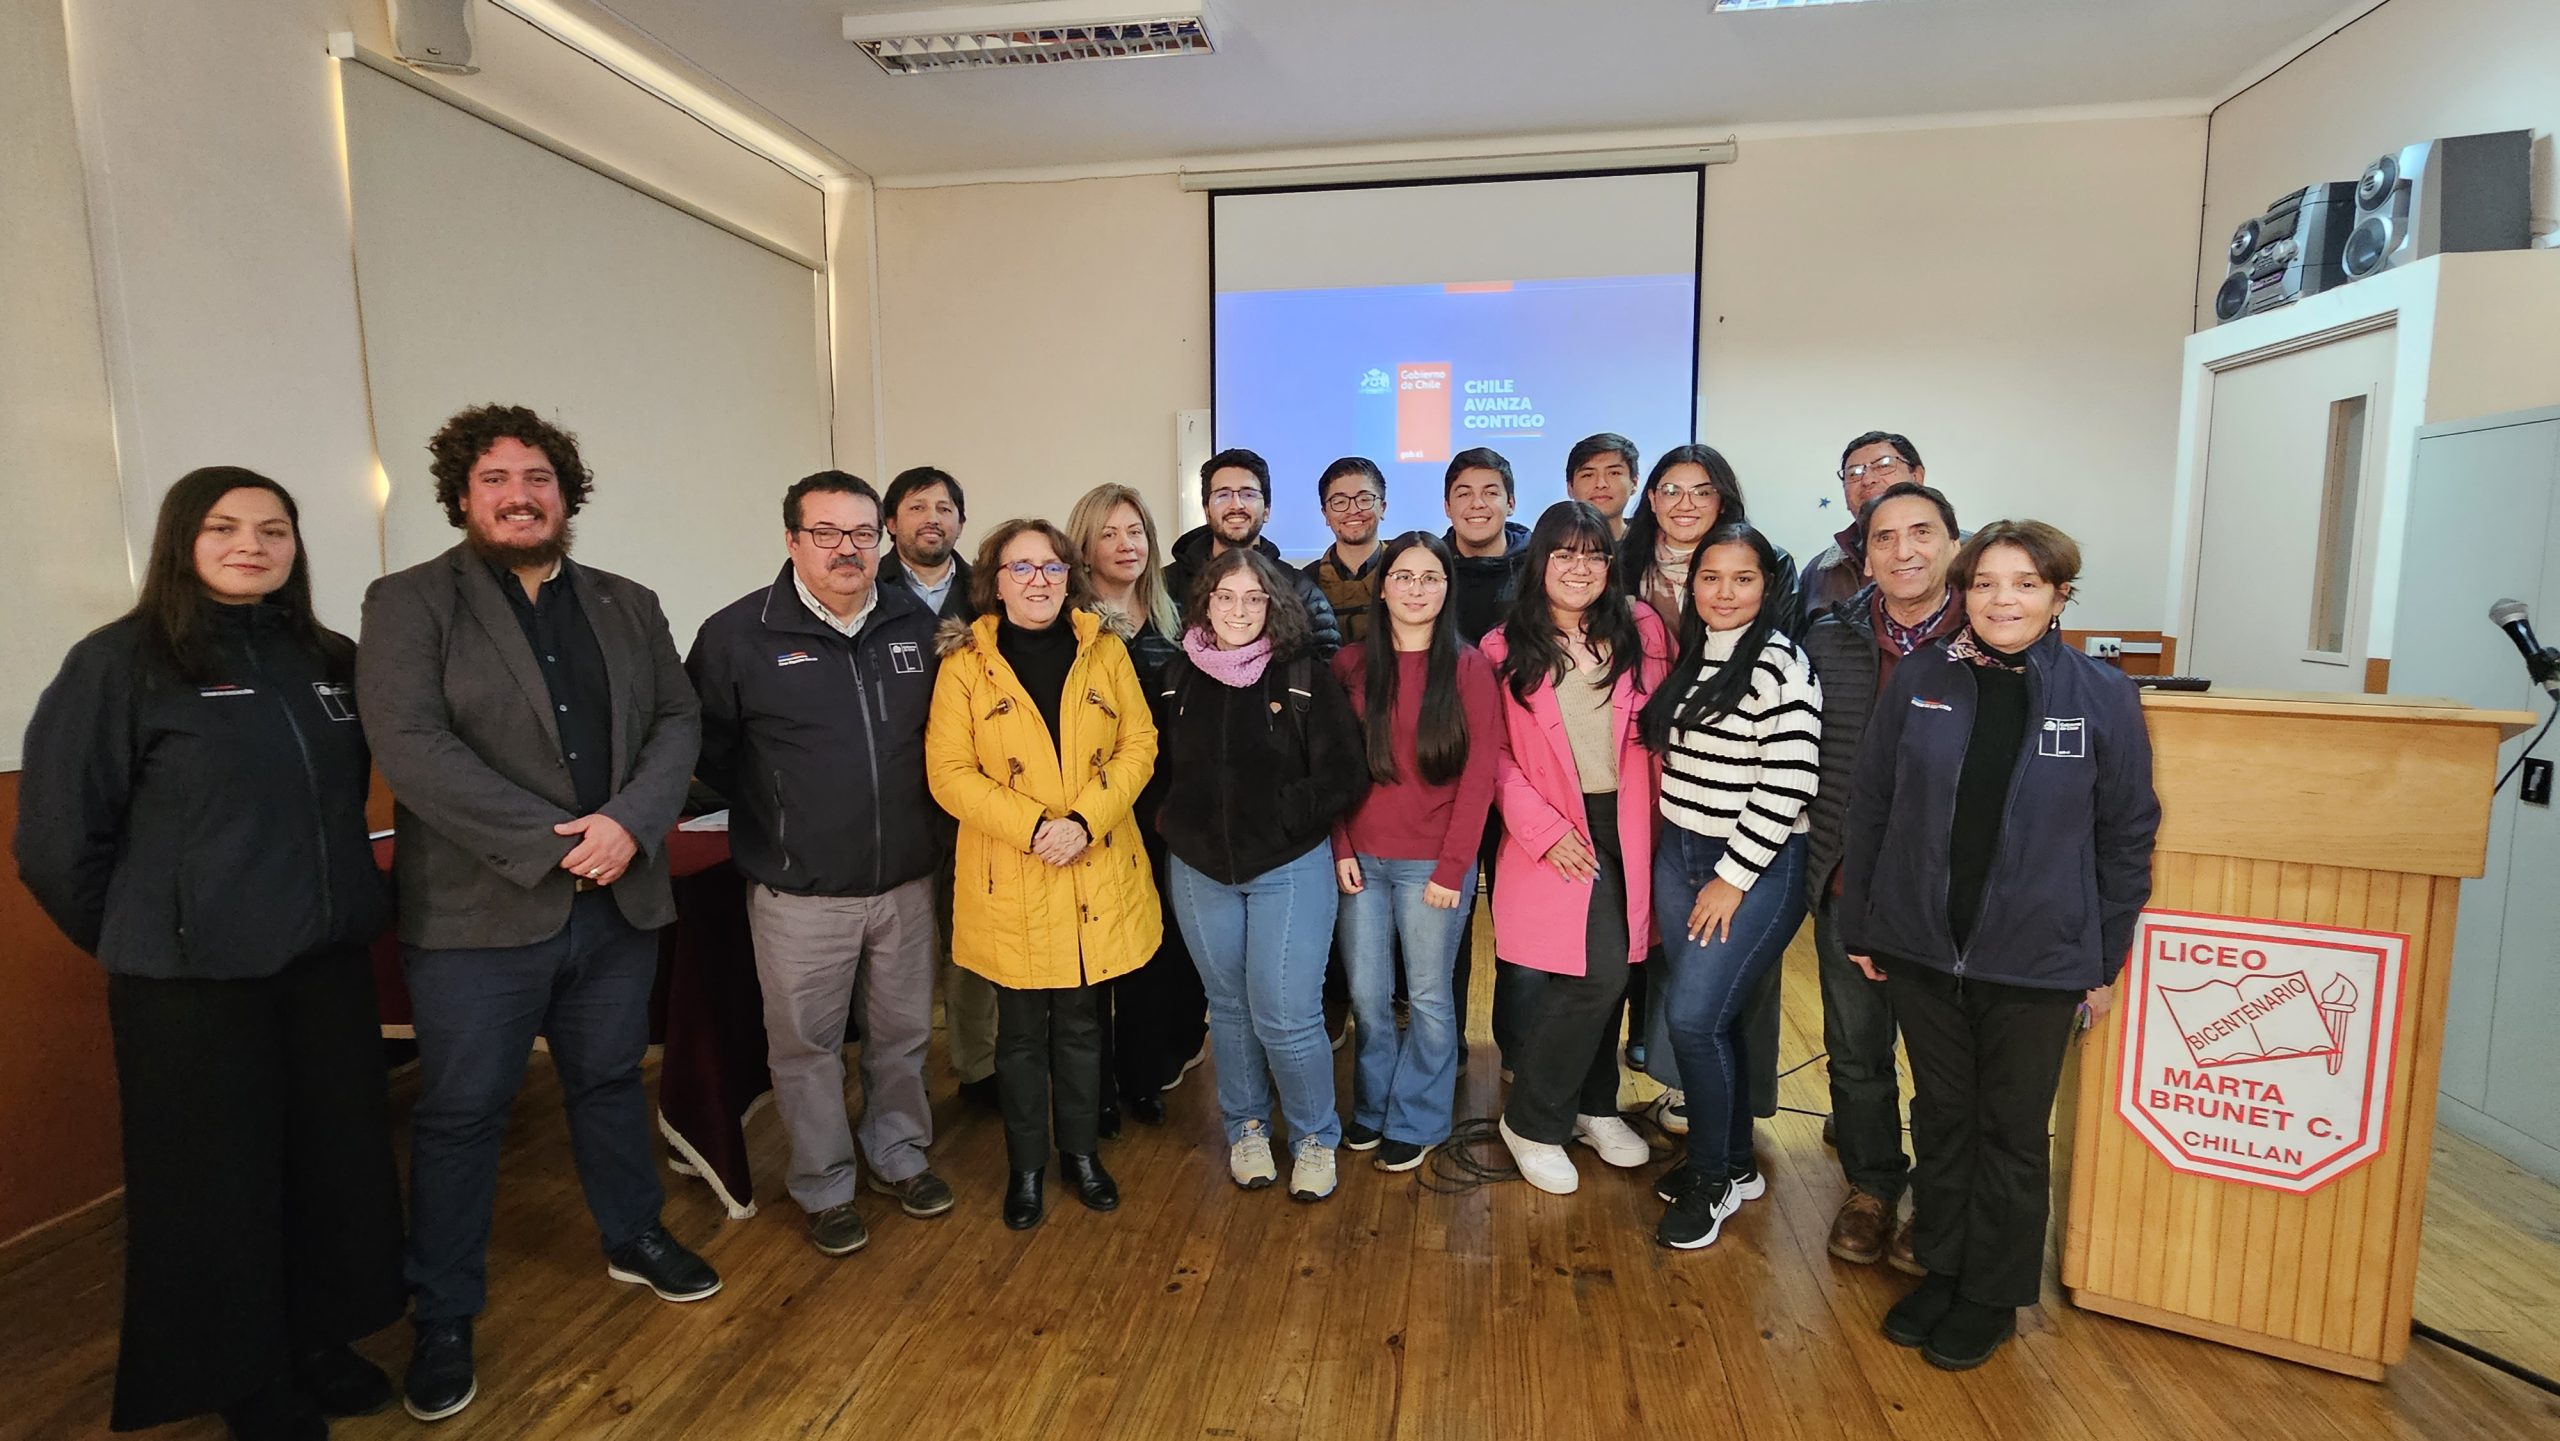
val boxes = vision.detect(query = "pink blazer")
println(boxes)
[1478,604,1671,976]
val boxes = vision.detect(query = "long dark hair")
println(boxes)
[1183,547,1315,657]
[1618,443,1748,596]
[1641,520,1786,750]
[131,466,348,683]
[1498,501,1645,705]
[1359,532,1469,786]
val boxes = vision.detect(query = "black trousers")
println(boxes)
[105,947,404,1431]
[1452,815,1523,1064]
[1883,957,2079,1309]
[1100,829,1210,1101]
[1502,793,1632,1146]
[994,982,1106,1170]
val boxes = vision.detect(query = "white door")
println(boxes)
[2186,328,2395,691]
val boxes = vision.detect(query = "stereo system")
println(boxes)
[2215,182,2356,325]
[2213,129,2532,326]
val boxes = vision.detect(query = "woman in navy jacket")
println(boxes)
[1839,520,2159,1372]
[14,468,404,1440]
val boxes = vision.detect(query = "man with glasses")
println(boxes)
[685,470,955,1260]
[1166,447,1343,657]
[1798,432,1927,622]
[1305,457,1388,646]
[1565,433,1639,538]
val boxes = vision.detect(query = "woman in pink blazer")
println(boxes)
[1480,500,1673,1195]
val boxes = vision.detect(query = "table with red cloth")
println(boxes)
[370,829,777,1218]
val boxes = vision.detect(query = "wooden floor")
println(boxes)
[5,925,2557,1441]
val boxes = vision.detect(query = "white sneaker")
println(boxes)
[1499,1115,1581,1195]
[1289,1137,1338,1202]
[1574,1113,1650,1168]
[1230,1121,1277,1190]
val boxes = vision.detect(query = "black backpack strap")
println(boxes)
[1281,653,1316,717]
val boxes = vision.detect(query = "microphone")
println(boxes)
[2488,598,2560,693]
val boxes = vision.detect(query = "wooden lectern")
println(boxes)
[2060,689,2536,1380]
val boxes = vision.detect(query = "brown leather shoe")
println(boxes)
[1888,1211,1925,1276]
[1827,1189,1890,1264]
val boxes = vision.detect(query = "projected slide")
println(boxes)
[1215,274,1695,557]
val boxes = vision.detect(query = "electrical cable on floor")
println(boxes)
[2410,1320,2560,1398]
[2491,695,2558,795]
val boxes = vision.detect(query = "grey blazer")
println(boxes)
[357,545,702,950]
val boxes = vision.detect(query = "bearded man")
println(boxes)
[357,404,714,1423]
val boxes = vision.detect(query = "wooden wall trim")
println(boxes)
[0,771,125,1242]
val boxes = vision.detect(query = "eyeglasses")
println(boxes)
[1653,482,1718,507]
[1547,550,1610,574]
[1001,560,1071,583]
[1324,491,1382,515]
[1840,456,1911,482]
[1384,570,1447,590]
[1207,487,1264,508]
[797,524,881,551]
[1208,590,1271,611]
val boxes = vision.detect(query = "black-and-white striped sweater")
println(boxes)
[1658,628,1823,890]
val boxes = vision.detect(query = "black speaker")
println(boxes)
[2214,182,2356,325]
[2342,130,2531,280]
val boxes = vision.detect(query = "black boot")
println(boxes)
[1923,1297,2017,1370]
[218,1378,325,1441]
[1124,1090,1167,1126]
[403,1318,476,1423]
[1003,1168,1046,1230]
[1061,1151,1120,1212]
[292,1341,393,1417]
[1097,1103,1122,1141]
[1881,1272,1959,1347]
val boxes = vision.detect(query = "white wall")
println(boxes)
[2199,0,2560,322]
[52,0,836,641]
[2,0,132,769]
[873,117,2206,630]
[874,175,1209,538]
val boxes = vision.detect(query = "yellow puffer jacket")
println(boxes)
[925,609,1163,989]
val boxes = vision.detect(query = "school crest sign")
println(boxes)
[2115,909,2407,1194]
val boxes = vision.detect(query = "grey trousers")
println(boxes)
[933,861,999,1083]
[746,879,938,1212]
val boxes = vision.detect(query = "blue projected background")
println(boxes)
[1214,274,1697,558]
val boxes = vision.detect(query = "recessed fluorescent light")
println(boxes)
[1715,0,1883,10]
[843,3,1212,75]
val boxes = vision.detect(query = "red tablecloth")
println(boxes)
[370,829,775,1217]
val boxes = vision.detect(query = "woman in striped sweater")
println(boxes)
[1638,520,1823,1248]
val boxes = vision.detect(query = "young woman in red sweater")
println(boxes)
[1329,532,1504,1170]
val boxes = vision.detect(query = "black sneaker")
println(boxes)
[1374,1139,1433,1172]
[1727,1164,1767,1205]
[606,1224,722,1302]
[1882,1272,1959,1348]
[293,1341,394,1417]
[1653,1161,1701,1205]
[1922,1298,2017,1371]
[1342,1122,1384,1152]
[402,1318,476,1423]
[1657,1177,1733,1250]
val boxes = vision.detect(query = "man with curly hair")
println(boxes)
[357,403,717,1424]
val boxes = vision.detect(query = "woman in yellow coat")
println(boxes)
[926,518,1161,1231]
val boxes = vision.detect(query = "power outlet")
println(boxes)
[2083,636,2124,660]
[2524,758,2553,807]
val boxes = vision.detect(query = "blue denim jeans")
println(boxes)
[1336,855,1476,1146]
[1169,842,1342,1148]
[1652,828,1808,1174]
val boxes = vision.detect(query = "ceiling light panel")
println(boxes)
[843,3,1211,75]
[1713,0,1883,10]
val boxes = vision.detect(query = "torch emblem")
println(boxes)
[2317,974,2359,1076]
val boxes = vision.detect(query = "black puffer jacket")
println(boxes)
[1444,522,1530,645]
[1164,526,1343,659]
[1153,647,1368,885]
[15,606,389,978]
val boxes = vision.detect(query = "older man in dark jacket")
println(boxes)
[1800,481,1965,1273]
[358,405,711,1423]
